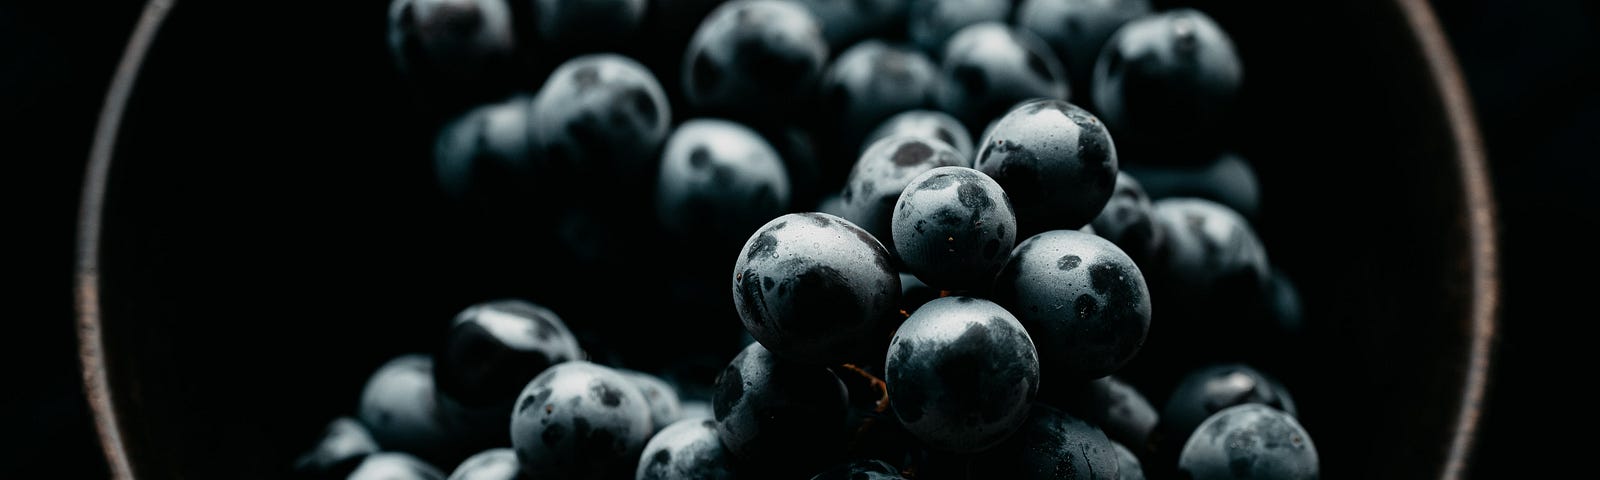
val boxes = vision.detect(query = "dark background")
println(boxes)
[3,0,1593,477]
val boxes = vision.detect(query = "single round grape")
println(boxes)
[620,369,686,433]
[447,448,519,480]
[908,0,1011,54]
[821,41,940,150]
[732,212,902,365]
[810,459,906,480]
[993,230,1150,381]
[713,342,848,470]
[864,110,974,161]
[1161,364,1297,449]
[1112,441,1145,480]
[1045,376,1158,453]
[436,300,582,440]
[510,361,654,480]
[387,0,515,85]
[682,0,830,115]
[531,54,671,181]
[1093,9,1242,154]
[1016,0,1151,96]
[635,418,738,480]
[886,296,1039,452]
[533,0,648,48]
[1090,172,1160,265]
[350,452,445,480]
[357,355,451,455]
[655,119,791,247]
[891,166,1017,290]
[1146,198,1269,309]
[1178,405,1318,480]
[292,417,379,477]
[791,0,908,48]
[975,99,1118,234]
[967,404,1118,479]
[936,23,1068,129]
[433,95,544,208]
[841,136,967,254]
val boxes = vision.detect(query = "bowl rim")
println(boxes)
[73,0,1498,478]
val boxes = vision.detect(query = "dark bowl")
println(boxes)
[78,0,1496,478]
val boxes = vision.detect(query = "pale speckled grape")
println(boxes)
[1016,0,1151,96]
[713,343,848,469]
[349,452,445,480]
[1178,405,1318,480]
[864,110,974,161]
[886,296,1039,452]
[994,230,1150,381]
[292,417,379,477]
[936,23,1069,129]
[1112,441,1144,480]
[891,166,1017,290]
[532,54,671,180]
[635,418,738,480]
[655,119,791,246]
[841,136,966,254]
[732,213,901,365]
[447,448,519,480]
[975,99,1118,234]
[357,355,452,455]
[510,361,654,480]
[682,0,830,115]
[908,0,1011,54]
[968,404,1119,479]
[387,0,515,84]
[821,41,941,148]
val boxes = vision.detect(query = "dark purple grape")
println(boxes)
[1177,405,1317,479]
[966,404,1118,480]
[349,452,445,480]
[975,99,1118,235]
[994,230,1151,382]
[810,459,906,480]
[636,418,738,480]
[435,300,582,444]
[1044,377,1158,454]
[432,95,544,209]
[792,0,909,48]
[732,212,901,365]
[713,343,848,472]
[532,0,647,49]
[885,296,1039,452]
[1111,441,1144,480]
[531,54,671,182]
[619,369,685,433]
[1123,152,1260,219]
[936,23,1068,129]
[841,136,967,254]
[908,0,1011,54]
[890,166,1017,291]
[1146,198,1269,312]
[510,361,654,480]
[358,355,452,456]
[1160,364,1297,450]
[386,0,515,86]
[1090,172,1160,266]
[682,0,830,116]
[446,448,519,480]
[655,119,791,248]
[864,110,974,161]
[821,41,940,151]
[293,417,379,478]
[1093,9,1242,158]
[1016,0,1151,98]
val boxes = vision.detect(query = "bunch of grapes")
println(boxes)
[294,1,1320,479]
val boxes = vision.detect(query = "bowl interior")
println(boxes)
[90,0,1485,478]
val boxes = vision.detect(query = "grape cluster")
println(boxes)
[292,1,1320,479]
